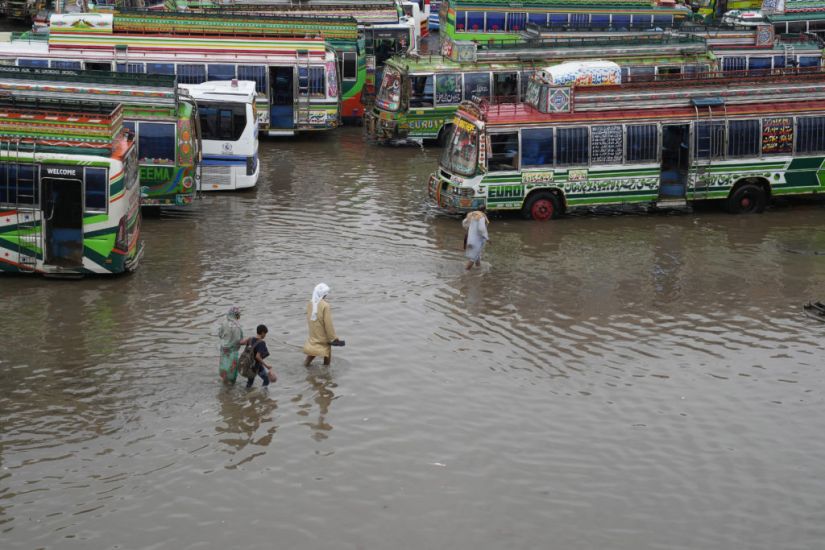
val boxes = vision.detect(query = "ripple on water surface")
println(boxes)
[2,129,825,549]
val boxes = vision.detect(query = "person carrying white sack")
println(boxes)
[462,206,490,270]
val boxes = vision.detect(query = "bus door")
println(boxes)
[659,124,690,200]
[269,66,294,130]
[42,167,84,269]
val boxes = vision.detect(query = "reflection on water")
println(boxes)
[3,128,825,549]
[296,370,337,442]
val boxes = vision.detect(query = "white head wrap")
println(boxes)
[311,283,330,321]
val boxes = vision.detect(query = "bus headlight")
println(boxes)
[246,156,258,176]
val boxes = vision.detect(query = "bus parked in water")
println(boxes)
[366,32,715,143]
[0,12,341,136]
[429,63,825,220]
[438,0,691,43]
[111,6,416,122]
[0,98,142,276]
[180,80,260,191]
[0,65,201,208]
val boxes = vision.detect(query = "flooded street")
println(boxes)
[2,127,825,549]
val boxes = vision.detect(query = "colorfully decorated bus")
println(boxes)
[180,80,260,191]
[438,0,691,43]
[181,4,418,118]
[0,65,201,207]
[0,12,341,136]
[712,31,823,71]
[0,98,142,276]
[429,63,825,220]
[366,32,715,143]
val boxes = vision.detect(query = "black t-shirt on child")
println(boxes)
[252,339,269,368]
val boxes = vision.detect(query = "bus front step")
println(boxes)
[655,198,690,210]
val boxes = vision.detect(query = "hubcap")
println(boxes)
[741,196,752,209]
[531,199,553,221]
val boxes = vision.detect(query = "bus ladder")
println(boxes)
[296,50,312,128]
[783,44,796,68]
[10,139,41,273]
[692,97,727,201]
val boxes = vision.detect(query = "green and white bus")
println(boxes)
[429,64,825,220]
[0,98,143,276]
[366,33,715,144]
[0,65,202,208]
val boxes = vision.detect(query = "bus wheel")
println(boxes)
[523,192,559,221]
[726,183,767,214]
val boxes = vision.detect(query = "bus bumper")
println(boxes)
[124,240,145,273]
[427,172,480,213]
[365,110,404,142]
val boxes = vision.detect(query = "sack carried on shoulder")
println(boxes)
[238,338,258,379]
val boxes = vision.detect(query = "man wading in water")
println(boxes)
[463,206,490,270]
[303,283,345,366]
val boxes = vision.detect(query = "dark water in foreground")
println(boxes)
[2,128,825,549]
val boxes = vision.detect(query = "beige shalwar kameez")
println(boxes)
[302,299,337,358]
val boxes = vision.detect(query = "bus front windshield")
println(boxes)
[440,118,479,177]
[376,67,402,111]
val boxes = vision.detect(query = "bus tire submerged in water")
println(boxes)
[523,191,560,221]
[726,182,767,214]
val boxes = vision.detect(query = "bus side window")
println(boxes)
[409,75,434,108]
[727,120,760,157]
[147,63,175,76]
[464,72,490,101]
[341,52,358,81]
[694,122,725,159]
[178,64,207,85]
[489,132,519,172]
[626,125,658,162]
[238,65,267,93]
[493,72,518,102]
[796,116,825,153]
[521,128,553,167]
[208,64,236,81]
[17,59,49,68]
[556,127,589,166]
[84,167,108,212]
[435,73,462,105]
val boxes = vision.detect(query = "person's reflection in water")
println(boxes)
[216,386,279,469]
[296,371,336,442]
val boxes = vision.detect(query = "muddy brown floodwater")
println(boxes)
[2,127,825,550]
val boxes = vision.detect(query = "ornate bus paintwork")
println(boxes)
[0,99,142,276]
[430,67,825,220]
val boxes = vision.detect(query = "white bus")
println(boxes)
[0,13,341,136]
[180,80,260,191]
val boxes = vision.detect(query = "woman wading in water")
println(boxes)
[218,306,244,383]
